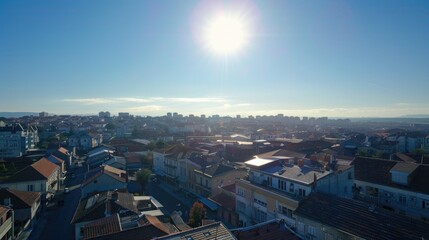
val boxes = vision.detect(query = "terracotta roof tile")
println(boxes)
[4,158,59,183]
[295,193,429,240]
[0,188,40,209]
[83,214,121,239]
[146,215,176,234]
[32,158,59,178]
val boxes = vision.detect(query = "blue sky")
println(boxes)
[1,0,428,117]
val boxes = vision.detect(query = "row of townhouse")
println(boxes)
[235,151,354,228]
[68,132,102,152]
[352,156,429,221]
[71,189,235,240]
[152,144,247,198]
[234,150,429,239]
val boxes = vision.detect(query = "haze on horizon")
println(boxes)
[1,1,428,118]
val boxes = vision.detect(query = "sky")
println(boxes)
[1,0,428,118]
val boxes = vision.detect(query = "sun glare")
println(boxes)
[203,13,250,56]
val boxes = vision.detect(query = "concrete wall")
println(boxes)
[317,167,354,198]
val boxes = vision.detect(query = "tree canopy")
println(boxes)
[189,201,206,227]
[136,169,152,190]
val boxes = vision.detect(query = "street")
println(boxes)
[29,163,87,240]
[144,179,196,223]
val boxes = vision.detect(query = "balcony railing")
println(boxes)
[0,217,12,239]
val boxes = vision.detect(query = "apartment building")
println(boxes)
[236,156,353,227]
[0,124,38,158]
[353,156,429,221]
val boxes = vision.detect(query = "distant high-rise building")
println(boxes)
[236,115,241,119]
[167,112,172,117]
[99,111,111,118]
[173,112,178,118]
[118,112,130,118]
[39,112,48,118]
[200,114,206,119]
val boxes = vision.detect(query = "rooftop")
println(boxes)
[156,221,236,240]
[353,157,429,194]
[294,193,429,240]
[0,188,41,209]
[82,214,122,240]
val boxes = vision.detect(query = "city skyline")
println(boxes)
[1,1,429,117]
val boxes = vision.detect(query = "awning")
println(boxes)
[198,197,220,211]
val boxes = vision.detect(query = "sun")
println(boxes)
[203,13,250,56]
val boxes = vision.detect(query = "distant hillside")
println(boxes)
[351,117,429,124]
[400,114,429,118]
[0,112,39,118]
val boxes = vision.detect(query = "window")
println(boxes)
[289,183,294,192]
[254,208,267,222]
[205,179,208,187]
[299,189,306,197]
[325,233,334,240]
[237,200,246,212]
[307,225,316,236]
[348,172,352,179]
[237,187,245,197]
[278,179,286,191]
[398,195,406,205]
[422,200,429,209]
[27,184,34,191]
[278,205,293,217]
[253,198,267,207]
[267,176,272,186]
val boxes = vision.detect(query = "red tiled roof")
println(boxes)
[58,147,69,155]
[4,158,59,183]
[32,158,59,178]
[124,153,141,164]
[146,215,176,234]
[210,193,235,211]
[0,188,40,209]
[83,214,121,240]
[222,183,236,193]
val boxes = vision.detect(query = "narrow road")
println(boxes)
[29,164,86,240]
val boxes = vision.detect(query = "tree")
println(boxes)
[147,142,156,151]
[156,140,166,149]
[136,169,152,190]
[189,201,206,227]
[140,153,153,168]
[413,148,428,164]
[105,123,116,130]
